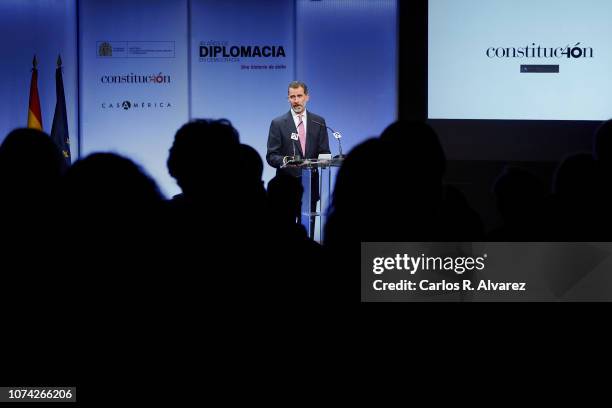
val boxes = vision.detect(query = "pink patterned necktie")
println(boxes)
[297,114,306,155]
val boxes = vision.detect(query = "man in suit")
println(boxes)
[266,81,331,237]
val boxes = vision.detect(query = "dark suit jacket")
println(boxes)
[266,110,331,177]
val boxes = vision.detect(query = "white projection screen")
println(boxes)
[428,0,612,121]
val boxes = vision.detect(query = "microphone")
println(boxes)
[311,119,344,159]
[283,132,301,166]
[290,132,299,159]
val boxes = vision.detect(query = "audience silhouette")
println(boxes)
[325,120,482,249]
[551,152,604,240]
[0,128,74,389]
[2,119,611,292]
[489,166,547,240]
[0,128,64,226]
[2,117,612,396]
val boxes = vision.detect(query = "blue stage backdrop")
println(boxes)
[296,0,398,156]
[79,0,190,198]
[0,0,398,198]
[190,0,295,186]
[0,0,78,154]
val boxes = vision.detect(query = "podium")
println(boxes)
[282,157,343,242]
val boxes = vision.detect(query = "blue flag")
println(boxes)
[50,55,71,171]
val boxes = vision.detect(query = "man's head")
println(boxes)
[167,119,240,194]
[288,81,309,114]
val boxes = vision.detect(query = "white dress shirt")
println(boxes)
[291,109,307,136]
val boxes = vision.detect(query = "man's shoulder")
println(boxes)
[271,111,292,124]
[307,111,325,123]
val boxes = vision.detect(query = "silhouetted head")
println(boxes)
[0,128,64,201]
[327,122,446,242]
[330,138,383,214]
[65,152,162,212]
[167,119,240,195]
[380,120,446,179]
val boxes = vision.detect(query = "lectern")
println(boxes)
[282,157,343,242]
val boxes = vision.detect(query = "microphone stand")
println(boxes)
[312,120,344,159]
[282,132,301,167]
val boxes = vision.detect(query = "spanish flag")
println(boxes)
[27,55,43,130]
